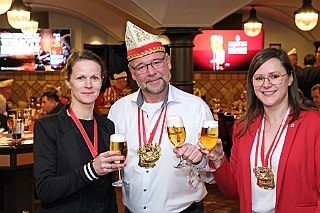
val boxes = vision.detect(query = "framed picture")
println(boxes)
[269,43,281,49]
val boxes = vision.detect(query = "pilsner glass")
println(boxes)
[166,115,191,168]
[110,133,129,187]
[200,120,219,172]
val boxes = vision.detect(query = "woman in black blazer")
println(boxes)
[34,49,125,213]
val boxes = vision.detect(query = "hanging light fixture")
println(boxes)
[0,0,12,14]
[294,0,319,31]
[243,6,263,37]
[7,0,30,29]
[21,3,38,34]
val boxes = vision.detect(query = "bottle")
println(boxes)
[50,33,64,70]
[210,35,225,70]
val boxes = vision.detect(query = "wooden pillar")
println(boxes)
[162,28,202,94]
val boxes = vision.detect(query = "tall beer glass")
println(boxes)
[110,133,129,187]
[166,115,191,168]
[200,120,219,172]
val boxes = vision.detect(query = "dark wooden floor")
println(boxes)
[35,183,240,213]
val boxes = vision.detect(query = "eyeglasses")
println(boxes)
[132,57,165,75]
[252,73,287,87]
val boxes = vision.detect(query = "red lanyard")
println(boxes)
[68,107,98,158]
[254,115,288,168]
[138,105,168,147]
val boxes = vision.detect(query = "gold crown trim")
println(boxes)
[127,46,166,61]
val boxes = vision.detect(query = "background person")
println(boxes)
[34,49,124,213]
[287,48,302,71]
[41,91,65,115]
[298,89,317,108]
[0,94,8,131]
[199,48,320,213]
[0,78,13,112]
[108,21,214,213]
[311,84,320,109]
[296,54,320,100]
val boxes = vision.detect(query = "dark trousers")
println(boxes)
[124,201,204,213]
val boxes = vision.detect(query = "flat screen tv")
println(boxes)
[193,30,263,71]
[0,29,71,71]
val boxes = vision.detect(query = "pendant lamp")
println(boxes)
[243,6,263,37]
[294,0,319,31]
[7,0,30,29]
[0,0,12,15]
[21,4,38,34]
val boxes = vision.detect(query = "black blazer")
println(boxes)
[34,105,118,213]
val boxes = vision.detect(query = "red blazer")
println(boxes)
[212,110,320,213]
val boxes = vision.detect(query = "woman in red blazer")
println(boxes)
[200,48,320,213]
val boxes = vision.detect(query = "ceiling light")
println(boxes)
[21,4,38,34]
[243,6,263,37]
[294,0,319,31]
[7,0,30,29]
[0,0,12,14]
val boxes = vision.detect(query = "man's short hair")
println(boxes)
[42,92,61,103]
[303,54,316,66]
[311,84,320,93]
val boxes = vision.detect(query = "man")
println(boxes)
[103,71,132,107]
[41,92,64,115]
[311,84,320,108]
[315,47,320,67]
[0,78,13,111]
[288,48,302,71]
[296,54,320,100]
[108,21,214,213]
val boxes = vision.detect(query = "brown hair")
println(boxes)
[235,48,301,138]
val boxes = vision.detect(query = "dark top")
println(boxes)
[0,114,8,131]
[34,105,118,213]
[50,102,65,114]
[296,66,320,100]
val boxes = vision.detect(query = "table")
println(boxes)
[0,133,34,213]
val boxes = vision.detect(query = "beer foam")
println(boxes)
[202,120,218,128]
[110,133,126,142]
[166,115,184,127]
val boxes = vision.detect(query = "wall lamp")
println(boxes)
[7,0,30,29]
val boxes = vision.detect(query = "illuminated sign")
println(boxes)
[194,30,263,71]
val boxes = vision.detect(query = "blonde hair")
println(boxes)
[0,94,6,114]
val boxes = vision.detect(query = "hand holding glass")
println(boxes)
[200,120,219,172]
[109,133,129,187]
[166,115,191,168]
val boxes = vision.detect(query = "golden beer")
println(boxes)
[200,127,218,151]
[110,141,127,164]
[167,127,186,147]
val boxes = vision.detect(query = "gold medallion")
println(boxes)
[137,144,161,168]
[253,166,275,189]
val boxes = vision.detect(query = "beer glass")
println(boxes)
[109,133,129,187]
[166,115,191,168]
[200,120,219,172]
[12,118,23,144]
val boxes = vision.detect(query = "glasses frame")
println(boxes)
[252,73,287,87]
[132,57,165,75]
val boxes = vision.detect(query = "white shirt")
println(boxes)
[108,84,214,213]
[250,110,289,213]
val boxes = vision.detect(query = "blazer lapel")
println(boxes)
[276,117,300,202]
[58,108,81,170]
[241,116,262,206]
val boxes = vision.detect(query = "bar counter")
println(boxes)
[0,134,34,213]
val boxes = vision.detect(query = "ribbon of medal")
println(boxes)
[137,105,168,168]
[253,108,290,189]
[68,107,98,159]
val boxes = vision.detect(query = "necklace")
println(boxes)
[253,107,290,189]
